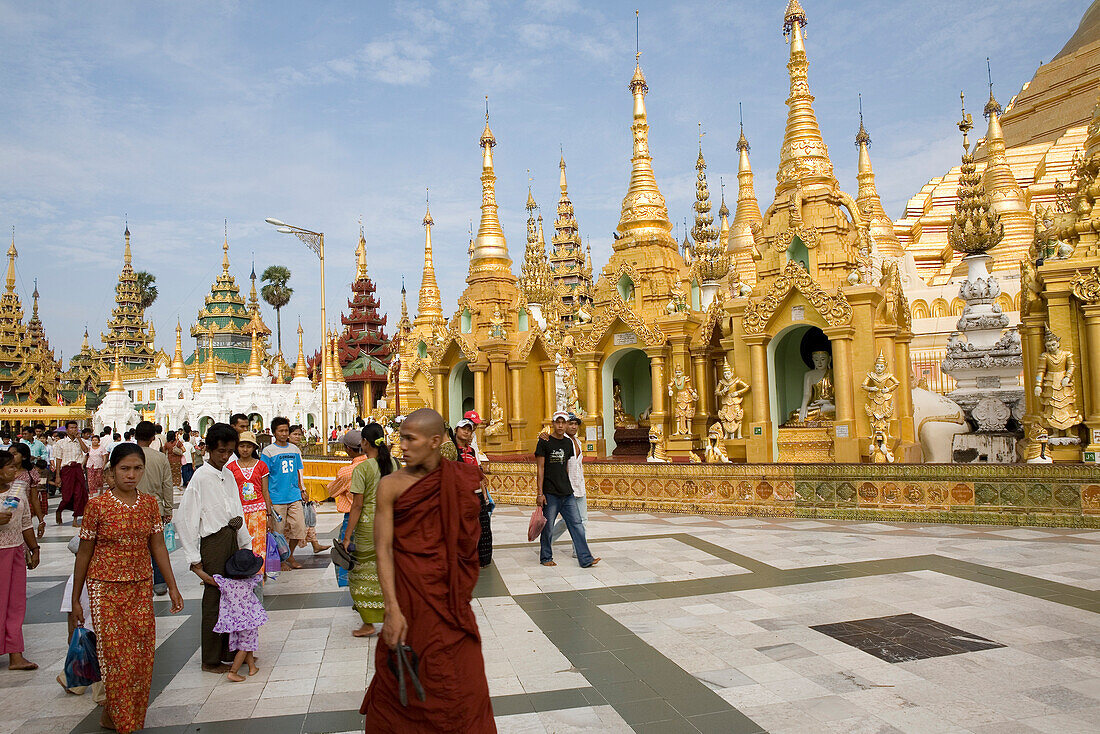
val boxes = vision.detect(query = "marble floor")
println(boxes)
[3,499,1099,733]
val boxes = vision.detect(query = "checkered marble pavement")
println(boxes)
[1,497,1097,733]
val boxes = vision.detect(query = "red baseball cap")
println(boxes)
[464,410,482,425]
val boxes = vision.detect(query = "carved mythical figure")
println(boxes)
[612,381,636,428]
[704,423,730,463]
[714,360,750,438]
[869,429,894,463]
[861,351,899,433]
[788,350,835,423]
[1034,325,1082,437]
[558,355,580,413]
[878,261,901,325]
[647,423,668,463]
[667,365,697,436]
[483,393,506,438]
[729,271,753,298]
[666,282,689,314]
[1023,421,1052,463]
[1019,257,1040,316]
[488,309,507,340]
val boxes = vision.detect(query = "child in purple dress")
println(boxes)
[213,549,267,682]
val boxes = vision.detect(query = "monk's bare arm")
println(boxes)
[375,473,407,647]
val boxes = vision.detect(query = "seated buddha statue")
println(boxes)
[787,349,836,424]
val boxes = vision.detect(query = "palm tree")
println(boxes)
[134,271,158,310]
[261,265,293,353]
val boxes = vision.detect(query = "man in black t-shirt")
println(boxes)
[535,412,599,568]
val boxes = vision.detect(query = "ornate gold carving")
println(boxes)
[1071,268,1100,303]
[647,423,668,462]
[667,365,697,437]
[704,423,731,463]
[862,351,898,463]
[1035,325,1082,436]
[771,224,820,253]
[715,360,750,439]
[484,393,506,438]
[742,260,852,334]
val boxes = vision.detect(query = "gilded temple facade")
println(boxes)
[0,237,62,405]
[394,1,918,463]
[97,227,159,376]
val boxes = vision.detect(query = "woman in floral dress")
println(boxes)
[86,435,108,496]
[226,432,271,574]
[70,443,184,734]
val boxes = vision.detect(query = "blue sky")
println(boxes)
[0,0,1087,363]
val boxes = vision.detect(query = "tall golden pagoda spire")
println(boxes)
[520,193,555,307]
[323,330,337,383]
[123,224,132,268]
[468,101,515,283]
[949,93,1003,256]
[355,220,368,281]
[777,0,834,192]
[99,224,154,374]
[616,37,672,241]
[396,281,412,335]
[549,152,588,310]
[415,196,444,327]
[854,100,904,258]
[169,321,187,378]
[731,117,761,284]
[979,67,1033,259]
[332,329,345,383]
[248,261,260,315]
[718,180,731,252]
[293,322,309,380]
[191,364,202,392]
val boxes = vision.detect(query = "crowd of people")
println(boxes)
[0,402,602,732]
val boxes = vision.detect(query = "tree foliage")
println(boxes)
[134,271,158,310]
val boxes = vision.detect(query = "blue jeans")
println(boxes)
[540,494,593,566]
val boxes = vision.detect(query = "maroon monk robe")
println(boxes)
[361,459,496,733]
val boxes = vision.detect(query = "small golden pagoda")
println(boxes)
[0,236,61,404]
[1021,93,1100,461]
[548,155,592,317]
[97,226,157,375]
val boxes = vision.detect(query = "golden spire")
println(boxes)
[355,220,368,281]
[331,330,345,383]
[30,279,39,320]
[123,223,132,269]
[520,195,555,306]
[980,78,1029,223]
[5,233,16,294]
[731,119,761,285]
[108,350,124,392]
[191,364,202,392]
[169,321,187,379]
[468,99,514,281]
[204,327,218,383]
[221,223,231,275]
[293,321,309,379]
[616,39,672,240]
[246,316,263,378]
[248,261,260,314]
[691,126,717,249]
[949,93,1003,256]
[854,101,904,258]
[718,179,731,252]
[323,330,336,383]
[81,328,90,352]
[415,196,444,326]
[777,0,834,191]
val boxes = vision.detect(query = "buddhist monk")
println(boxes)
[361,408,495,733]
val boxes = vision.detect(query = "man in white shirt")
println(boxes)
[99,428,115,457]
[53,420,89,527]
[175,423,250,673]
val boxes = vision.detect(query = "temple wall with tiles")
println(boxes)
[482,462,1100,528]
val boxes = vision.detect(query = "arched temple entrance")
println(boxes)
[601,347,652,454]
[447,360,474,427]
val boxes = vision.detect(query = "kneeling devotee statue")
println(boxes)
[788,350,836,424]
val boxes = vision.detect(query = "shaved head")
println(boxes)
[403,408,446,437]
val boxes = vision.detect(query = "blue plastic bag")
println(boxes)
[270,531,290,561]
[64,627,101,688]
[162,521,177,553]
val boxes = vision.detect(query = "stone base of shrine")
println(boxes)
[482,461,1100,528]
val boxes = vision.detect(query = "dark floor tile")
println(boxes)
[687,709,767,734]
[811,613,1004,663]
[595,679,661,703]
[632,719,702,734]
[617,697,683,726]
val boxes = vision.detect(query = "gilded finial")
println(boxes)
[948,91,1003,256]
[719,177,729,218]
[783,0,806,37]
[635,9,640,62]
[293,320,308,380]
[855,93,871,146]
[983,58,1002,119]
[958,91,974,152]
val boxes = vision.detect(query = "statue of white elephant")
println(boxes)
[911,387,969,463]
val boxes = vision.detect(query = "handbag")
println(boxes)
[162,521,177,553]
[265,533,282,577]
[331,541,356,571]
[303,501,317,528]
[527,506,547,542]
[64,627,101,688]
[269,531,291,561]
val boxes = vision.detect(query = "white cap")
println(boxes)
[551,411,569,421]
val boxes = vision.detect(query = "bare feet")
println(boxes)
[582,558,601,568]
[247,663,259,676]
[226,671,246,682]
[281,559,302,571]
[100,708,116,730]
[8,653,37,671]
[311,542,331,553]
[541,560,557,567]
[352,624,378,638]
[201,663,231,673]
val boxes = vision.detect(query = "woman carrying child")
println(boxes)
[70,443,185,733]
[210,548,267,681]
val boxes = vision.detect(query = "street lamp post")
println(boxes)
[265,218,329,455]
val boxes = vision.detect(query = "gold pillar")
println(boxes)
[1082,303,1100,449]
[826,326,860,463]
[508,362,522,420]
[894,333,916,445]
[583,358,600,421]
[691,352,707,426]
[430,366,446,415]
[648,352,666,420]
[1020,319,1045,422]
[472,364,487,428]
[542,364,557,423]
[746,336,772,462]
